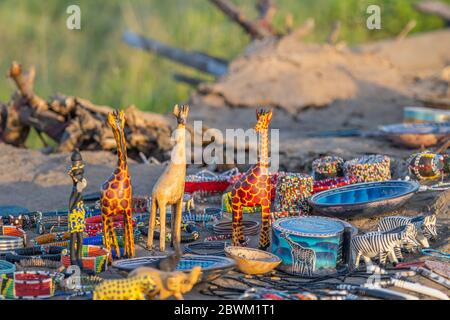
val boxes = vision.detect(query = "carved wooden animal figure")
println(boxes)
[147,105,189,252]
[128,266,201,300]
[231,109,273,249]
[366,224,421,263]
[352,224,419,268]
[378,214,437,243]
[93,274,156,300]
[100,110,135,260]
[280,233,316,276]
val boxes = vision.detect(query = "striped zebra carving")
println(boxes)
[365,223,419,262]
[377,214,436,246]
[351,224,419,268]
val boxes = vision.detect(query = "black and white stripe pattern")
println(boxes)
[377,214,437,243]
[351,224,417,268]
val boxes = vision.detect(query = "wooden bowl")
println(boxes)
[224,246,281,275]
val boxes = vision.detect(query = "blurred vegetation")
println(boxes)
[0,0,448,119]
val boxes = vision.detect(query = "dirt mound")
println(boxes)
[194,30,450,115]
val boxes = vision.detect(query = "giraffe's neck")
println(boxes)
[114,128,128,170]
[258,128,269,173]
[170,124,186,167]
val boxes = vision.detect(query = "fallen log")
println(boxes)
[122,31,228,77]
[0,62,174,161]
[416,0,450,23]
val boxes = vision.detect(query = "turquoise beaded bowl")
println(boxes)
[308,180,419,219]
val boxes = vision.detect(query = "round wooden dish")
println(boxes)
[224,246,281,275]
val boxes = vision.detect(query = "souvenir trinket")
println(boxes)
[377,213,437,244]
[213,220,260,236]
[312,176,357,193]
[5,246,64,263]
[100,110,135,260]
[273,172,313,214]
[112,255,236,282]
[407,151,444,180]
[67,150,87,268]
[309,180,420,219]
[272,216,346,276]
[12,271,63,299]
[185,168,240,194]
[344,155,391,183]
[312,156,344,180]
[184,241,228,256]
[0,260,15,276]
[147,105,189,252]
[351,224,419,269]
[61,245,110,273]
[0,225,27,245]
[0,235,24,253]
[231,109,273,249]
[224,246,281,275]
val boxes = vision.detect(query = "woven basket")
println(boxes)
[225,246,281,275]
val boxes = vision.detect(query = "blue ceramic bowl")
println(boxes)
[308,180,419,219]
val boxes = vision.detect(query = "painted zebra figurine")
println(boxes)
[366,224,420,262]
[351,224,419,269]
[280,233,316,276]
[378,214,437,246]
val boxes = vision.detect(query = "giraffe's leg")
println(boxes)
[107,216,121,259]
[147,197,157,250]
[231,203,244,246]
[170,204,176,248]
[123,207,135,258]
[101,213,112,263]
[172,199,183,249]
[159,203,167,252]
[259,204,271,250]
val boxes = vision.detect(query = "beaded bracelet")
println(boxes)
[0,260,16,275]
[5,246,64,263]
[344,155,391,183]
[32,232,71,245]
[0,235,24,253]
[407,151,444,181]
[204,234,250,246]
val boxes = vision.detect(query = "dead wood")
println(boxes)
[416,1,450,22]
[208,0,275,39]
[0,62,174,161]
[122,31,228,76]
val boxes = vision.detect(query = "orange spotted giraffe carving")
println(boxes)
[231,109,273,250]
[101,110,135,260]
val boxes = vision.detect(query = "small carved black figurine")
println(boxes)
[68,150,88,268]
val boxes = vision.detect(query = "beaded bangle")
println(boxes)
[61,245,109,274]
[0,226,27,246]
[312,176,357,193]
[184,241,228,256]
[344,155,391,183]
[213,220,260,236]
[5,246,64,263]
[11,271,64,299]
[312,156,344,180]
[32,232,71,245]
[0,260,16,275]
[0,235,24,253]
[407,151,444,181]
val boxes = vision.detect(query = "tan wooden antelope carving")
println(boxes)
[147,105,189,252]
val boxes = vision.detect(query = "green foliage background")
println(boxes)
[0,0,448,147]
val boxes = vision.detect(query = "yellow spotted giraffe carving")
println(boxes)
[93,266,201,300]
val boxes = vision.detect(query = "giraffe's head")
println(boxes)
[108,109,126,132]
[173,104,189,127]
[255,109,273,132]
[107,110,127,160]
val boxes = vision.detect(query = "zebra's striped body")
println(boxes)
[365,224,420,262]
[352,224,418,268]
[377,214,436,248]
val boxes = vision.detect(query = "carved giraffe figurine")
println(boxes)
[231,109,273,250]
[147,105,189,252]
[100,110,135,261]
